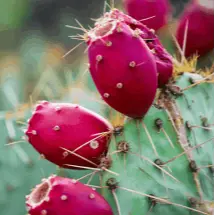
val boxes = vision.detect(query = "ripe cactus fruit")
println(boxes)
[176,0,214,57]
[93,9,173,87]
[26,175,113,215]
[25,101,113,168]
[87,19,157,118]
[123,0,171,31]
[102,72,214,214]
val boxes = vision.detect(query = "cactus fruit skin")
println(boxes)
[26,175,113,215]
[26,101,113,168]
[95,9,173,87]
[176,0,214,57]
[87,20,157,118]
[123,0,171,31]
[102,73,214,215]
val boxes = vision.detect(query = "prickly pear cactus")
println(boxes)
[101,72,214,215]
[0,86,107,215]
[1,4,214,215]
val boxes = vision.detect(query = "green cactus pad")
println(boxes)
[101,73,214,215]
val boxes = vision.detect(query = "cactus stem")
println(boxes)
[128,152,180,183]
[142,122,159,157]
[112,190,122,215]
[164,137,214,165]
[193,172,203,201]
[118,187,208,215]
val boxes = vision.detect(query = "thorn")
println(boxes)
[117,141,130,153]
[117,27,122,32]
[89,193,95,199]
[106,41,112,47]
[129,151,180,183]
[139,16,156,22]
[62,41,85,58]
[104,93,110,98]
[106,178,118,190]
[113,126,124,136]
[41,210,47,215]
[142,122,159,157]
[32,130,37,135]
[182,20,189,62]
[96,55,103,62]
[90,140,99,149]
[61,195,68,200]
[129,61,136,68]
[189,160,198,173]
[53,125,60,131]
[118,187,208,215]
[112,190,122,215]
[116,83,123,89]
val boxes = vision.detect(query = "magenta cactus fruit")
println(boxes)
[87,19,157,118]
[176,0,214,57]
[93,9,173,87]
[123,0,171,31]
[25,101,113,168]
[26,175,113,215]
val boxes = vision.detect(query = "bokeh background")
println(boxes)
[0,0,193,111]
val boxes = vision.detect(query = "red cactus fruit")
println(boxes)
[25,101,113,168]
[26,175,113,215]
[123,0,171,31]
[93,9,173,87]
[176,0,214,57]
[87,19,157,118]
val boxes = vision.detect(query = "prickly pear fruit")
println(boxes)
[25,101,113,168]
[123,0,171,31]
[176,0,214,57]
[87,19,157,118]
[26,175,113,215]
[95,9,173,87]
